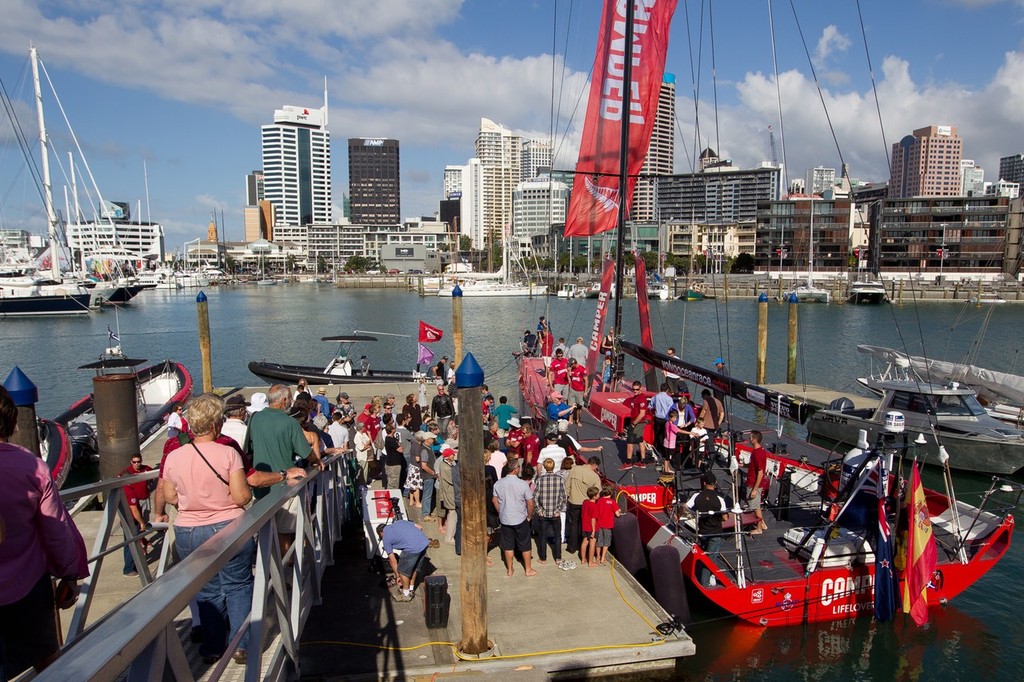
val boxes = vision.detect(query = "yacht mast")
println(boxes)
[31,46,61,281]
[611,0,637,351]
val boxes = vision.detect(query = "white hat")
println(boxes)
[557,419,569,433]
[508,417,521,428]
[247,392,269,413]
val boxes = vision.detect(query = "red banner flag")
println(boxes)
[564,0,678,237]
[634,254,656,385]
[585,258,617,387]
[901,460,937,626]
[418,320,443,343]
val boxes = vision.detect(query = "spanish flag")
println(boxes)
[901,461,937,626]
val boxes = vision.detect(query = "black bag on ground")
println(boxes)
[423,574,450,629]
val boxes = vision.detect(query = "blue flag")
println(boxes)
[874,458,896,622]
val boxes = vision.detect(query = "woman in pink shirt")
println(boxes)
[163,393,253,665]
[0,386,89,677]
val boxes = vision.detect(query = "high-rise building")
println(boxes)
[999,154,1024,184]
[805,167,836,195]
[632,73,676,223]
[520,139,553,182]
[445,159,485,246]
[348,138,400,226]
[245,170,264,205]
[512,176,568,257]
[475,118,521,249]
[657,165,781,226]
[961,160,985,196]
[261,104,332,228]
[888,125,963,198]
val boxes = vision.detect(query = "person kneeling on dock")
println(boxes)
[377,520,430,602]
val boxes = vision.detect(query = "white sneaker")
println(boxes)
[708,575,717,587]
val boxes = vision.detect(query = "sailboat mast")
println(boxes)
[807,199,814,287]
[611,0,636,347]
[31,46,61,281]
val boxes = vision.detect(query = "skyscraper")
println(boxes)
[445,159,484,246]
[888,125,963,199]
[520,139,553,182]
[348,138,400,226]
[961,160,985,196]
[999,154,1024,185]
[261,104,332,228]
[632,73,676,223]
[475,118,521,250]
[805,167,836,195]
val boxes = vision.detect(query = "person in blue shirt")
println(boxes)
[376,520,430,602]
[547,391,572,425]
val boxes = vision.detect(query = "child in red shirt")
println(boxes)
[595,485,622,565]
[580,486,601,567]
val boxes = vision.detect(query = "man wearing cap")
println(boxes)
[505,417,523,460]
[684,472,727,587]
[547,391,572,425]
[221,394,250,447]
[313,388,332,425]
[433,356,449,385]
[334,392,355,427]
[547,347,569,395]
[429,384,456,435]
[663,347,683,395]
[713,357,729,401]
[492,459,538,577]
[538,430,568,473]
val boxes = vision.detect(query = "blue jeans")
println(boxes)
[175,521,255,656]
[421,477,436,516]
[700,535,723,587]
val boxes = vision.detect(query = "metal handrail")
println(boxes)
[39,453,355,681]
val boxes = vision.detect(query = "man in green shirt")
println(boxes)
[243,384,311,500]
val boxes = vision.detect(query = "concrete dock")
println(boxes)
[68,381,693,680]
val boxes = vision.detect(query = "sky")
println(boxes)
[1,0,1023,249]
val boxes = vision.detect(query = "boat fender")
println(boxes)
[839,429,870,492]
[611,512,647,578]
[650,544,691,627]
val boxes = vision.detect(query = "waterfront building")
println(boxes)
[512,176,568,258]
[348,138,400,226]
[261,104,332,228]
[868,195,1011,277]
[632,74,676,224]
[65,217,165,263]
[657,164,781,226]
[961,160,985,196]
[888,125,963,199]
[754,195,856,275]
[999,153,1024,185]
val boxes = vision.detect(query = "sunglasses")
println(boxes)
[131,460,142,464]
[633,387,642,392]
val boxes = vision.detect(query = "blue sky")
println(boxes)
[1,0,1022,248]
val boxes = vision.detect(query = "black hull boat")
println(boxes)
[248,360,420,386]
[249,334,424,386]
[0,292,91,316]
[55,360,193,464]
[104,285,145,304]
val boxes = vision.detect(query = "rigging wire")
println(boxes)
[767,0,791,194]
[787,0,846,171]
[855,0,892,180]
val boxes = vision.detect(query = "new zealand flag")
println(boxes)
[874,458,896,621]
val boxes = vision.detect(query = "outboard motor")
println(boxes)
[67,421,98,466]
[837,429,873,528]
[829,396,856,412]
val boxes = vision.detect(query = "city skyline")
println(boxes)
[1,0,1023,243]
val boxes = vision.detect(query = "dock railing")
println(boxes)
[39,453,355,681]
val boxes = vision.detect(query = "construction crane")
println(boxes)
[767,125,779,166]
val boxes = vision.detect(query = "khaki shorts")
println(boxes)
[748,489,763,512]
[276,495,302,533]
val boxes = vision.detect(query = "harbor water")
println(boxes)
[4,284,1023,680]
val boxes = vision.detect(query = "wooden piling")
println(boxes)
[196,291,213,392]
[787,295,798,384]
[452,285,464,370]
[756,293,768,384]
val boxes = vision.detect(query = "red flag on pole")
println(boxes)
[418,320,443,343]
[563,0,678,237]
[901,460,937,626]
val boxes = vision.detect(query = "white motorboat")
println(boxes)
[847,279,888,304]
